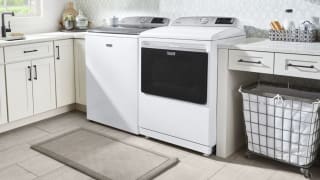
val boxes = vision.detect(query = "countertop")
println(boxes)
[218,38,320,56]
[0,32,86,47]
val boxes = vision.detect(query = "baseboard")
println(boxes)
[75,104,87,112]
[0,105,75,134]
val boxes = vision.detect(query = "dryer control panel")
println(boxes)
[172,17,237,27]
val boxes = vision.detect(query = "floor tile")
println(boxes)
[34,111,87,133]
[268,170,308,180]
[28,127,82,146]
[155,162,215,180]
[18,154,64,176]
[0,165,36,180]
[94,125,132,140]
[0,126,48,151]
[35,166,94,180]
[121,136,160,149]
[209,163,275,180]
[79,120,108,132]
[227,150,256,166]
[182,154,226,174]
[0,111,318,180]
[148,142,192,159]
[0,144,39,170]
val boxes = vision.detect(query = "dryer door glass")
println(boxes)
[141,48,208,104]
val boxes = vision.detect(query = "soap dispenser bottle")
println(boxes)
[311,17,320,41]
[283,9,295,31]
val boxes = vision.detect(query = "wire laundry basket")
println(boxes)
[239,82,320,178]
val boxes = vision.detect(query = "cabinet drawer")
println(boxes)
[5,41,54,63]
[229,50,274,74]
[275,53,320,80]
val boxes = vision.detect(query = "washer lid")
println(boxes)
[88,26,148,35]
[139,26,245,41]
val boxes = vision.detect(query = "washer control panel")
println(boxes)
[172,17,237,27]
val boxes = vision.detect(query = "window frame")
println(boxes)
[0,0,42,17]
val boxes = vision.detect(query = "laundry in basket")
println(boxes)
[239,82,320,168]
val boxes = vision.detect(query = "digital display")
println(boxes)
[151,18,165,24]
[215,18,234,24]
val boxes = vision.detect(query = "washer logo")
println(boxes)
[166,51,176,56]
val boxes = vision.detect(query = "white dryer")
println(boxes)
[139,17,245,155]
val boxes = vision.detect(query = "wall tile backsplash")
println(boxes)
[73,0,320,37]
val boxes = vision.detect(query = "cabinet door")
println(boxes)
[32,58,56,114]
[55,39,75,107]
[74,39,86,105]
[0,65,7,124]
[6,61,33,121]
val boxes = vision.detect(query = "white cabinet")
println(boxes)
[74,39,86,105]
[32,58,56,114]
[229,50,274,74]
[0,66,7,125]
[5,42,54,63]
[6,61,34,121]
[0,48,4,64]
[54,39,75,107]
[275,53,320,80]
[6,57,56,121]
[0,48,7,125]
[229,50,320,80]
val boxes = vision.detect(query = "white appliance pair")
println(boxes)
[86,16,245,155]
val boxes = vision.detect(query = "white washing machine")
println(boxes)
[86,17,170,134]
[139,17,245,155]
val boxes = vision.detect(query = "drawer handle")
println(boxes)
[238,59,262,64]
[27,66,32,81]
[56,46,60,60]
[106,44,113,47]
[33,65,38,80]
[24,50,38,54]
[287,63,315,69]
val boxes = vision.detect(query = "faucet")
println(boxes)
[1,12,15,38]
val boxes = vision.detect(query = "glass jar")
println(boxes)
[75,10,89,30]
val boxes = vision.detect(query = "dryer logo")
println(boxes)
[166,51,176,56]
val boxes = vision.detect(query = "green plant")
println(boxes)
[64,14,75,21]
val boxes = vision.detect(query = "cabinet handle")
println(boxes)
[287,63,315,69]
[33,65,38,80]
[238,59,262,64]
[27,66,32,81]
[24,50,38,53]
[106,44,113,47]
[56,46,60,60]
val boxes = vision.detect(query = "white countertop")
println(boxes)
[0,32,86,47]
[218,38,320,56]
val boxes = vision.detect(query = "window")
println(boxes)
[0,0,41,16]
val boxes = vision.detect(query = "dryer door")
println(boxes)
[141,47,208,104]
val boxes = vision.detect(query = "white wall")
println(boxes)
[74,0,320,31]
[2,0,320,34]
[159,0,320,30]
[2,0,69,34]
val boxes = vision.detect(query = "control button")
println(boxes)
[200,18,209,24]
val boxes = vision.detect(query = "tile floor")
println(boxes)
[0,111,319,180]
